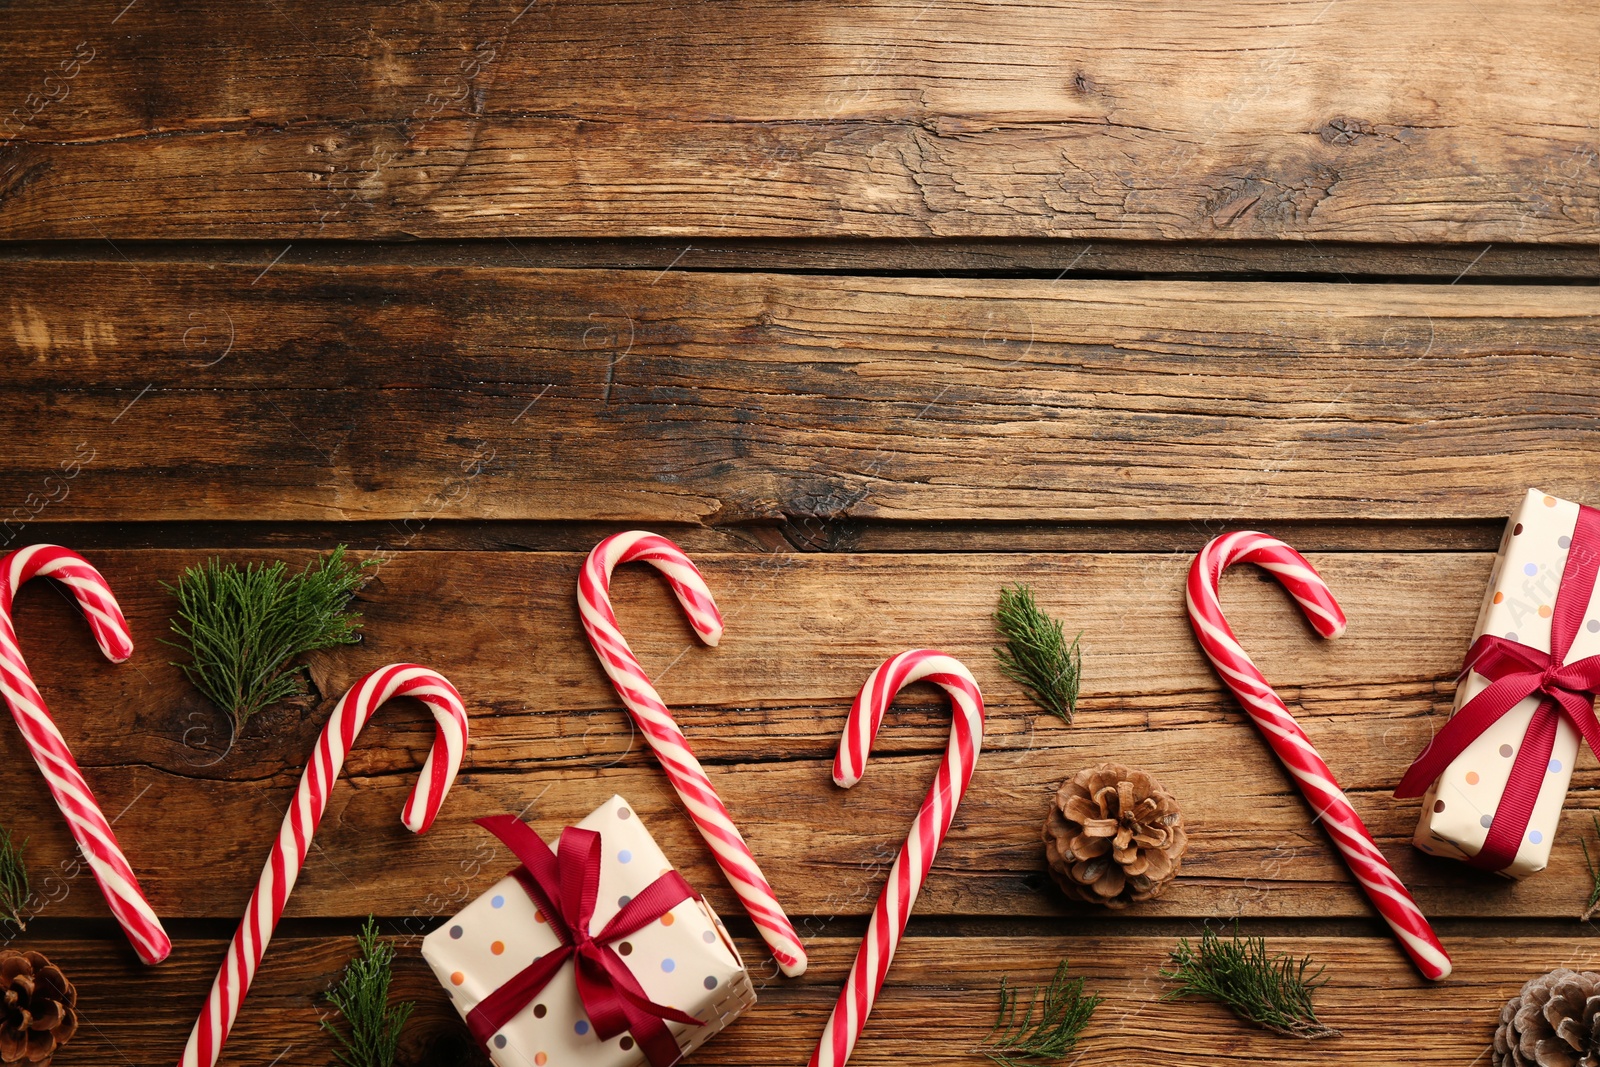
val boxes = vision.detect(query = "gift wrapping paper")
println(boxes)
[423,795,756,1067]
[1413,489,1600,878]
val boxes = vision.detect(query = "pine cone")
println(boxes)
[1043,762,1187,908]
[0,951,77,1065]
[1495,968,1600,1067]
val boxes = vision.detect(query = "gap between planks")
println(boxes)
[12,517,1507,554]
[0,238,1594,281]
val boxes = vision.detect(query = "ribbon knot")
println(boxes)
[1396,504,1600,871]
[464,815,705,1067]
[1543,661,1600,705]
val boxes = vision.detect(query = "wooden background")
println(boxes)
[1,0,1597,1063]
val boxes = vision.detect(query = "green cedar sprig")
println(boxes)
[0,827,29,931]
[322,916,415,1067]
[994,584,1082,722]
[979,958,1102,1066]
[1160,924,1339,1039]
[1580,814,1600,921]
[164,546,374,732]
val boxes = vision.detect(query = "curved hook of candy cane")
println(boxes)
[1188,530,1348,654]
[179,663,469,1067]
[1187,533,1452,982]
[578,531,808,978]
[0,544,171,965]
[1,544,134,661]
[811,650,985,1067]
[581,530,724,656]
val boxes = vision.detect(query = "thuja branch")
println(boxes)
[1581,815,1600,922]
[994,584,1082,722]
[0,826,29,931]
[322,916,414,1067]
[979,958,1101,1066]
[1160,924,1339,1039]
[165,546,374,732]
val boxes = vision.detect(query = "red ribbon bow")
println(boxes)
[1396,504,1600,871]
[466,815,705,1067]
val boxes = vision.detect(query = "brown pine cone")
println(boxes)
[1043,762,1187,908]
[1495,968,1600,1067]
[0,951,77,1065]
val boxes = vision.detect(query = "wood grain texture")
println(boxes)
[2,262,1597,526]
[5,548,1599,930]
[44,933,1596,1065]
[0,0,1595,242]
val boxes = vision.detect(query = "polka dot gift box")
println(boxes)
[1398,489,1600,878]
[421,795,755,1067]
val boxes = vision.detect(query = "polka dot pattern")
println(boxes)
[1524,563,1539,577]
[1465,771,1480,785]
[1559,535,1572,549]
[426,796,752,1062]
[1481,815,1494,829]
[1433,800,1446,813]
[1549,759,1563,774]
[1530,830,1545,845]
[1500,744,1514,758]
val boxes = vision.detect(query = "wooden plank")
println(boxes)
[3,263,1597,525]
[45,933,1592,1064]
[4,238,1597,279]
[7,548,1600,924]
[0,1,1595,242]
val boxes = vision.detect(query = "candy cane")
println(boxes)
[578,531,808,977]
[0,545,170,965]
[1187,532,1451,980]
[180,663,469,1067]
[810,650,985,1067]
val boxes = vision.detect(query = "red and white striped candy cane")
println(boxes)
[0,545,170,965]
[578,531,807,977]
[1187,532,1451,981]
[810,650,985,1067]
[180,663,469,1067]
